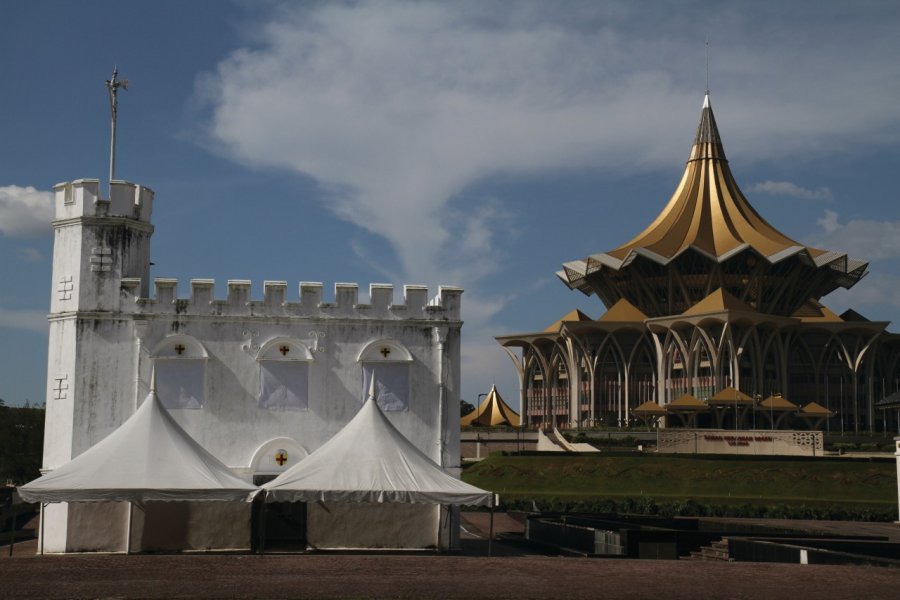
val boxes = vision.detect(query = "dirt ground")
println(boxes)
[1,513,898,599]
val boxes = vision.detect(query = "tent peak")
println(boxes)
[367,369,377,404]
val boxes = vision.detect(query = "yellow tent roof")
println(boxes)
[544,309,593,333]
[666,394,709,411]
[682,288,756,316]
[631,400,667,417]
[799,401,835,416]
[598,298,648,323]
[759,394,798,411]
[461,385,521,427]
[708,387,755,405]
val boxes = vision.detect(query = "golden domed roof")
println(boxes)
[558,94,869,317]
[608,94,822,263]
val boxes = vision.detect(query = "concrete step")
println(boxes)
[685,537,730,561]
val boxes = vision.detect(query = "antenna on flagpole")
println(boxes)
[105,66,129,197]
[705,35,710,95]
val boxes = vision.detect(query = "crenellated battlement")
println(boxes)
[53,179,153,224]
[120,279,462,321]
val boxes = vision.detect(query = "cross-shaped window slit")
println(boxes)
[380,347,391,358]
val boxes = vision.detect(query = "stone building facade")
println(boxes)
[43,178,463,552]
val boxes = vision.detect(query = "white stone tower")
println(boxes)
[42,178,153,551]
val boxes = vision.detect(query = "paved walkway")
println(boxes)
[1,513,898,599]
[2,551,899,599]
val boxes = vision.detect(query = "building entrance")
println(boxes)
[252,475,307,551]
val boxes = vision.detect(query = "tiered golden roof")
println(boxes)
[608,95,819,263]
[558,94,868,317]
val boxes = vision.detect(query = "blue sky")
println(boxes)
[2,1,900,408]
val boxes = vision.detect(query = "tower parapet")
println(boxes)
[53,179,153,223]
[49,178,155,314]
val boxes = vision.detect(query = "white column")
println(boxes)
[895,437,900,522]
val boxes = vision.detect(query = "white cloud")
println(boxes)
[16,248,43,263]
[0,186,53,237]
[195,1,900,402]
[811,210,900,261]
[197,1,900,290]
[822,273,900,323]
[0,307,48,334]
[749,180,833,202]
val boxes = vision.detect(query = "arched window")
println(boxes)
[357,339,413,412]
[152,335,207,410]
[257,337,313,411]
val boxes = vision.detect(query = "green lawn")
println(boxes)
[461,453,898,509]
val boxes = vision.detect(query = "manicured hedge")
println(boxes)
[494,495,897,522]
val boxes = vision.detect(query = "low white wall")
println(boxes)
[658,429,823,456]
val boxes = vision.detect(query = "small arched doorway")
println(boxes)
[249,438,308,551]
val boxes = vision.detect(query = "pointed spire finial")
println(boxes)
[705,35,710,96]
[150,365,157,394]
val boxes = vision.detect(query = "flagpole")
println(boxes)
[105,66,128,196]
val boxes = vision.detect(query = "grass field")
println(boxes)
[461,453,898,511]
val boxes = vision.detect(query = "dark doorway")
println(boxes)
[251,475,307,551]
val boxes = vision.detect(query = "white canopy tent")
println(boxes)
[19,379,256,504]
[261,376,495,551]
[262,381,493,506]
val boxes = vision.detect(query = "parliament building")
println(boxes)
[497,94,900,434]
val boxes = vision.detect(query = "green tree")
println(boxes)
[460,399,475,417]
[0,405,44,485]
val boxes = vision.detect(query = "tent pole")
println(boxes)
[436,505,442,554]
[488,499,494,557]
[8,500,17,556]
[39,503,45,555]
[125,501,133,555]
